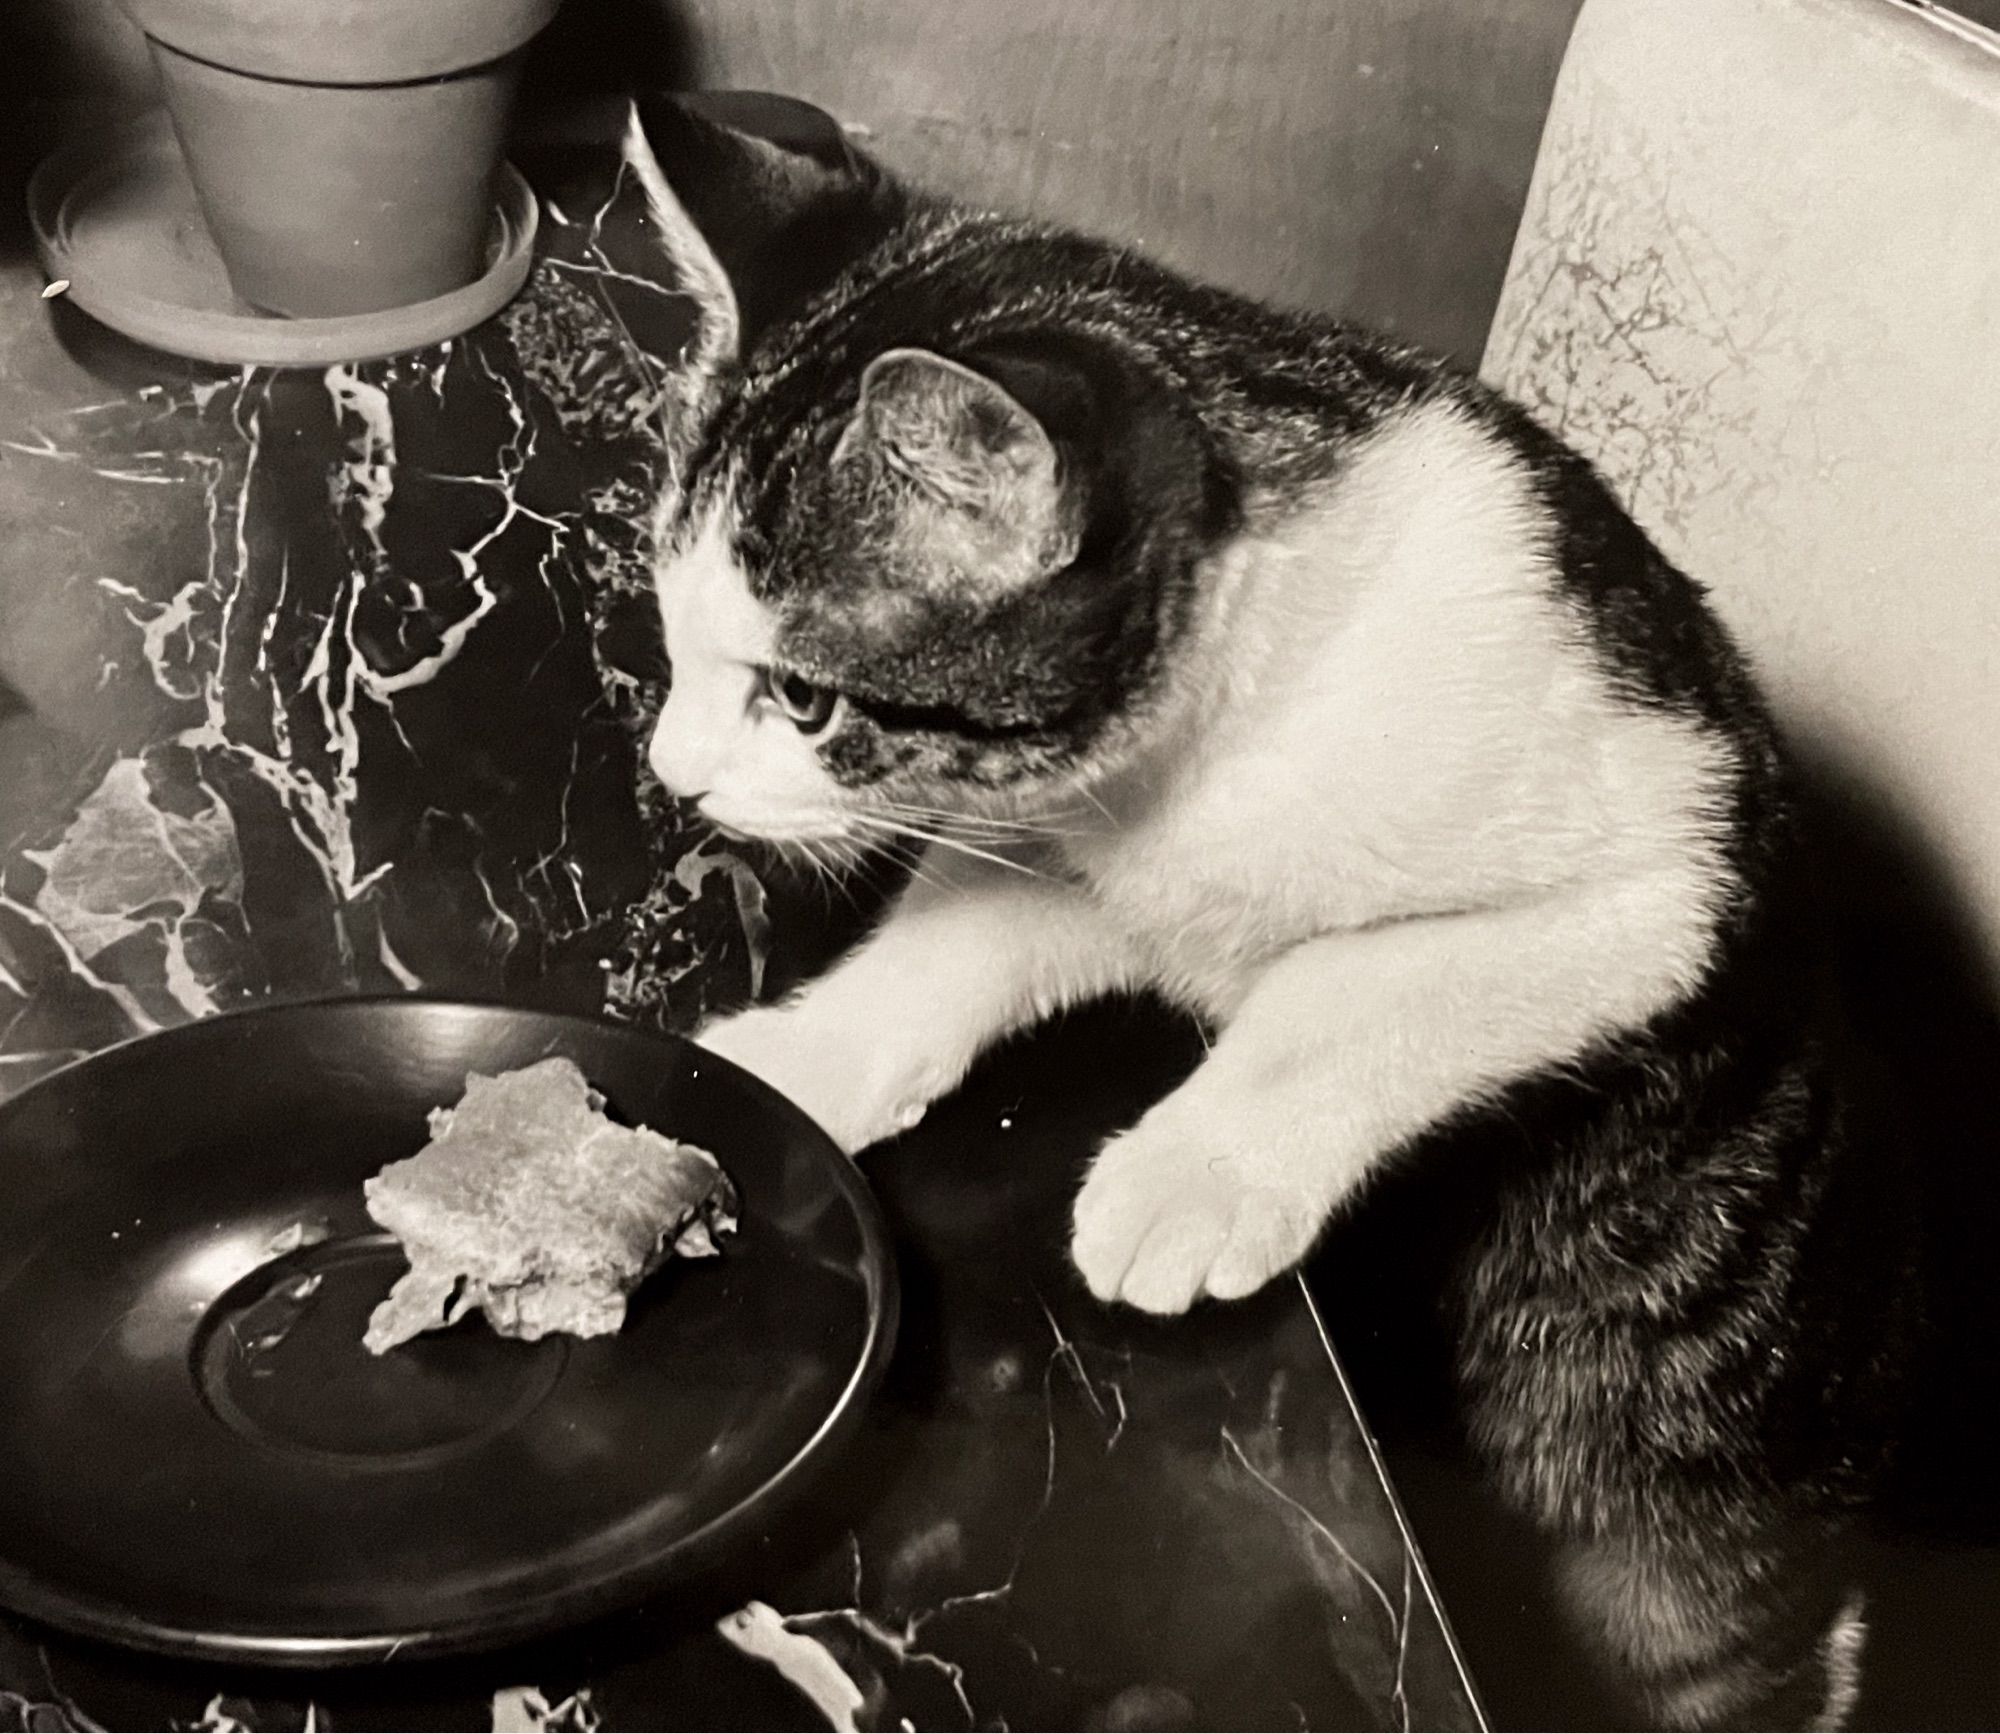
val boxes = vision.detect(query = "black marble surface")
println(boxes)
[0,125,1484,1733]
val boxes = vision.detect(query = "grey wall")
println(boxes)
[6,0,156,107]
[9,1,1998,360]
[3,0,1593,362]
[660,0,1586,361]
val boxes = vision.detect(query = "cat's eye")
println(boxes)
[764,667,841,734]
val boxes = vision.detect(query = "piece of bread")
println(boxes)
[362,1056,737,1354]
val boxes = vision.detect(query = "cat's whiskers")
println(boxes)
[874,802,1030,829]
[836,835,912,899]
[871,796,1041,827]
[772,821,947,899]
[844,813,1053,882]
[821,822,947,895]
[781,834,831,889]
[872,798,1089,842]
[796,835,873,916]
[879,841,948,895]
[1072,782,1119,827]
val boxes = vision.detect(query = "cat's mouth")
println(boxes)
[693,802,853,851]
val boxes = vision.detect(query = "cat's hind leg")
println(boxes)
[1551,1525,1867,1732]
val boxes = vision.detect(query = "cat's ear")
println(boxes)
[835,348,1084,596]
[623,92,902,375]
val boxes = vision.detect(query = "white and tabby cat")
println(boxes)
[623,96,1919,1731]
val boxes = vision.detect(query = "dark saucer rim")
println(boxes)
[0,992,901,1668]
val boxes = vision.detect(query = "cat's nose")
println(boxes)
[654,769,711,805]
[647,721,712,801]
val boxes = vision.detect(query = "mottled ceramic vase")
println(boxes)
[120,0,563,318]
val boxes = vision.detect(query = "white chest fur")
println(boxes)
[1059,401,1735,1022]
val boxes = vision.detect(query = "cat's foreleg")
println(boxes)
[698,852,1135,1155]
[1072,868,1720,1312]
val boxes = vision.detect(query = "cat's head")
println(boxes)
[627,97,1232,857]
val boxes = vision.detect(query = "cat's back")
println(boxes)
[794,204,1783,797]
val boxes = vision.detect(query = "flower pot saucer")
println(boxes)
[28,113,539,369]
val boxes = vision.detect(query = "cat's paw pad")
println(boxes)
[1070,1120,1326,1314]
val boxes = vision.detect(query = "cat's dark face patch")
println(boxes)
[647,237,1245,850]
[759,420,1155,785]
[644,491,1096,862]
[647,440,1173,853]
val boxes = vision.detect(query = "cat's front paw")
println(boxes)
[1070,1107,1333,1314]
[695,1003,954,1156]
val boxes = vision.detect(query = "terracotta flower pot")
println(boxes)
[120,0,562,318]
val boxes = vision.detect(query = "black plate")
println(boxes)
[0,998,896,1666]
